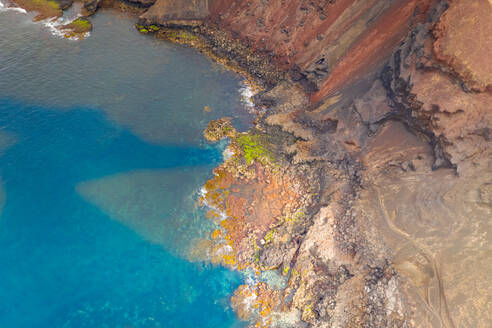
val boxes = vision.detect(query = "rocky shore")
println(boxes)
[8,0,491,327]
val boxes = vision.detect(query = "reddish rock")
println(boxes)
[411,68,492,171]
[136,0,436,102]
[311,0,435,103]
[433,0,492,92]
[206,0,437,103]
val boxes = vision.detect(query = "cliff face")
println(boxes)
[206,0,436,100]
[137,0,438,100]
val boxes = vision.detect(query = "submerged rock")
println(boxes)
[62,17,92,34]
[203,118,236,142]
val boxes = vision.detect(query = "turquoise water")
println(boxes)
[0,7,250,328]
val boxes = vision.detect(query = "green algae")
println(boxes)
[165,30,199,42]
[148,25,159,32]
[136,24,159,33]
[283,210,306,224]
[68,18,92,33]
[236,134,274,165]
[33,0,59,10]
[135,24,199,43]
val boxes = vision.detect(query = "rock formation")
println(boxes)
[139,0,209,26]
[156,1,491,327]
[9,0,491,326]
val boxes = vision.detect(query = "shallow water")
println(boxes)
[0,7,251,328]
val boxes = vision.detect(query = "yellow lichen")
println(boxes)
[211,229,222,239]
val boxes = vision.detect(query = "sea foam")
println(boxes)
[0,0,27,13]
[239,82,255,113]
[39,14,90,41]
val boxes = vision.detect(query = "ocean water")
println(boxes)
[0,7,251,328]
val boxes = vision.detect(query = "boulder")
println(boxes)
[139,0,209,26]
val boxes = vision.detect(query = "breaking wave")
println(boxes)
[39,14,90,40]
[0,0,27,13]
[239,81,256,113]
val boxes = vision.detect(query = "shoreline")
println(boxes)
[5,1,492,327]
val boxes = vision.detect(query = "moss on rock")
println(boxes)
[236,133,274,165]
[136,23,160,34]
[65,17,92,33]
[204,118,236,142]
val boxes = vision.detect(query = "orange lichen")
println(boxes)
[230,282,281,327]
[211,229,222,239]
[200,156,304,271]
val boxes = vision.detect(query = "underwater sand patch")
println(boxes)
[76,168,215,258]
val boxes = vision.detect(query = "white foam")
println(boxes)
[235,273,259,312]
[0,0,27,13]
[215,244,233,256]
[39,14,90,41]
[242,288,258,309]
[239,82,255,113]
[243,270,258,286]
[260,270,288,290]
[199,186,228,222]
[222,146,235,161]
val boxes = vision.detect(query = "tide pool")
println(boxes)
[0,7,250,328]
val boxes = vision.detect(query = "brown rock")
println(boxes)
[433,0,492,92]
[139,0,209,26]
[411,69,492,171]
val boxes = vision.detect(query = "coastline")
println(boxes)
[5,0,492,327]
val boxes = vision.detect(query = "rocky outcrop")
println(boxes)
[60,17,93,39]
[379,0,492,172]
[81,0,102,16]
[207,0,438,100]
[10,0,62,20]
[54,0,73,10]
[433,0,492,92]
[139,0,209,26]
[135,0,440,100]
